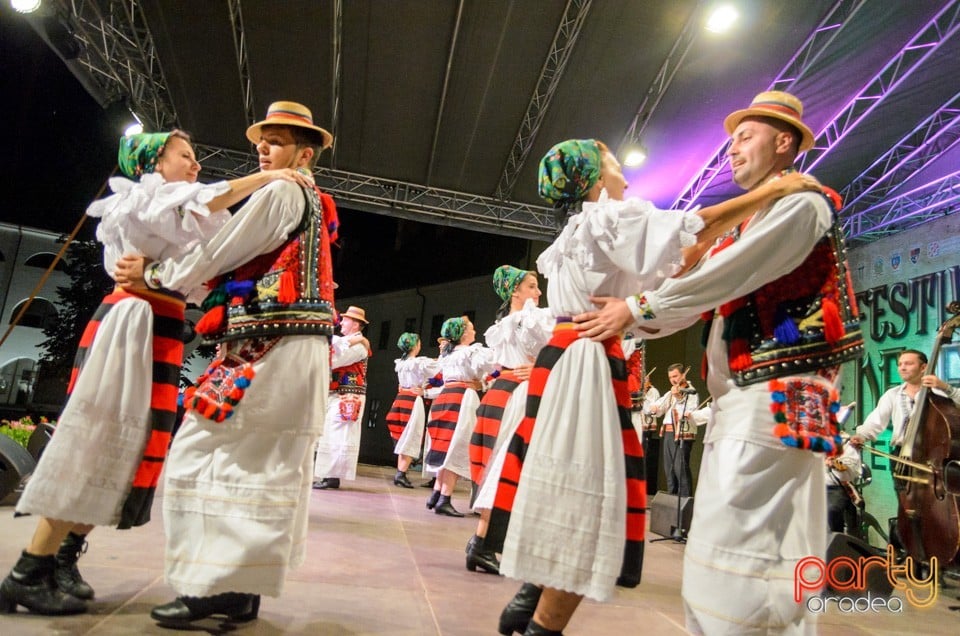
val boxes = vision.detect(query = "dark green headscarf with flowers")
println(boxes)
[440,317,467,355]
[538,139,603,207]
[118,132,171,179]
[441,317,466,343]
[493,265,531,303]
[397,332,420,358]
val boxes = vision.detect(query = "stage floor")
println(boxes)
[0,464,957,634]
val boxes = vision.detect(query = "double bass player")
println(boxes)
[850,349,960,473]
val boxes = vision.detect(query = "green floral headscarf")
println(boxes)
[493,265,531,303]
[118,132,171,179]
[538,139,603,206]
[397,332,420,354]
[440,317,466,343]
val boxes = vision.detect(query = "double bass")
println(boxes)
[894,301,960,565]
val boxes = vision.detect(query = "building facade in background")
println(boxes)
[0,223,71,411]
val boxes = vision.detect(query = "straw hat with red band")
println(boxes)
[341,306,369,325]
[723,91,815,153]
[246,101,334,150]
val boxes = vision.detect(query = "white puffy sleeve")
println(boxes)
[411,356,441,384]
[579,194,702,285]
[151,181,306,293]
[331,335,369,368]
[87,174,232,276]
[516,299,554,358]
[465,343,497,378]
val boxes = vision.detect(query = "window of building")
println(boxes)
[430,314,444,348]
[378,320,392,350]
[10,297,58,330]
[24,252,69,273]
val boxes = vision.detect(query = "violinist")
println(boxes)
[850,350,960,467]
[825,432,865,540]
[650,363,698,497]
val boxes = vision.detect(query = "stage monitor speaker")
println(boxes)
[27,422,56,462]
[825,532,893,596]
[0,434,38,504]
[649,491,694,538]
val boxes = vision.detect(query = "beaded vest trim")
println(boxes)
[214,185,335,343]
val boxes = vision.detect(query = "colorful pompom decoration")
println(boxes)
[195,306,227,336]
[184,359,256,423]
[769,378,842,455]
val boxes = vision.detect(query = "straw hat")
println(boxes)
[246,101,333,150]
[341,306,368,324]
[723,91,814,152]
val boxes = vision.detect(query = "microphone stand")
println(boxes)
[652,387,693,544]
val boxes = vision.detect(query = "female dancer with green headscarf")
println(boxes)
[1,131,311,617]
[488,139,821,635]
[385,333,441,488]
[424,316,496,517]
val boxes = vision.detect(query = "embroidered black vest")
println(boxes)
[204,185,336,343]
[703,199,864,386]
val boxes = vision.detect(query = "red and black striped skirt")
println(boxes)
[469,370,523,485]
[487,325,646,587]
[71,287,185,529]
[424,382,470,467]
[386,389,420,442]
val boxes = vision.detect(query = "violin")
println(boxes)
[895,301,960,565]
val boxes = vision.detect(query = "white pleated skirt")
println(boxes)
[393,395,426,459]
[17,297,155,526]
[163,335,329,598]
[500,339,626,602]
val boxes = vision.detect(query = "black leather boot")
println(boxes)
[465,534,480,554]
[0,551,88,615]
[55,532,94,600]
[426,490,441,510]
[150,592,259,624]
[524,619,563,635]
[393,471,415,488]
[434,495,465,517]
[313,478,340,490]
[498,582,542,635]
[466,535,500,574]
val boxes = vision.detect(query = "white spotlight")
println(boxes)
[124,122,144,137]
[623,146,647,167]
[706,4,739,34]
[11,0,42,13]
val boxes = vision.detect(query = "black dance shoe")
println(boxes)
[434,498,465,517]
[426,490,441,510]
[313,478,340,490]
[0,552,88,616]
[150,592,259,625]
[420,477,436,488]
[393,472,415,488]
[498,582,542,635]
[466,547,500,574]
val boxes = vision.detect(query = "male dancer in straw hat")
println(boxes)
[115,101,339,627]
[314,305,372,490]
[575,90,863,634]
